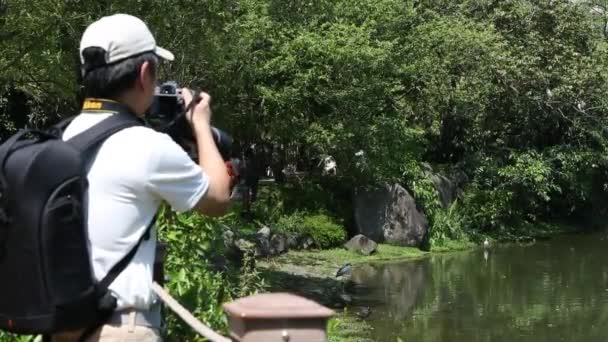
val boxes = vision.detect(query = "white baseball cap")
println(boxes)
[79,13,174,65]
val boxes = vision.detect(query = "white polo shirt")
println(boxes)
[62,112,209,310]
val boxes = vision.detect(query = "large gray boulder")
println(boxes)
[429,173,457,208]
[344,234,377,256]
[422,163,468,208]
[353,184,429,247]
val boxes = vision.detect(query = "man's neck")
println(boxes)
[115,92,145,117]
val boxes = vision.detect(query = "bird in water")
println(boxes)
[336,263,353,278]
[339,293,353,304]
[356,306,372,320]
[483,239,491,263]
[335,263,353,293]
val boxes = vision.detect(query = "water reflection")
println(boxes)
[350,232,608,342]
[351,259,429,321]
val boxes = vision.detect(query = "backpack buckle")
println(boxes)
[47,126,63,138]
[97,291,117,312]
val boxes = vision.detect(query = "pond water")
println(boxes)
[349,231,608,342]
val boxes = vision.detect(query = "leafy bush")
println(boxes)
[276,211,305,232]
[0,333,39,341]
[302,214,347,249]
[429,200,468,246]
[156,207,266,341]
[276,211,347,249]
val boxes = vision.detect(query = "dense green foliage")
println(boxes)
[3,0,608,239]
[2,0,608,340]
[277,211,346,248]
[155,208,266,341]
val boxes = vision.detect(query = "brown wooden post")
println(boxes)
[223,293,335,342]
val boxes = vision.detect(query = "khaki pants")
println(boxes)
[50,316,162,342]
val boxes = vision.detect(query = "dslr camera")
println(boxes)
[146,81,233,161]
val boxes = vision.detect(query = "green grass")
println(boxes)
[259,244,427,278]
[328,310,375,342]
[430,239,478,252]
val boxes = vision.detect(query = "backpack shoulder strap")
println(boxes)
[66,113,144,154]
[77,215,156,342]
[97,214,157,292]
[51,115,76,133]
[63,103,151,290]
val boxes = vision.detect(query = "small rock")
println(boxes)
[344,234,377,256]
[222,229,236,248]
[221,231,246,266]
[299,234,315,250]
[222,238,250,268]
[286,233,300,249]
[254,235,271,257]
[235,238,255,253]
[270,233,288,255]
[257,226,271,238]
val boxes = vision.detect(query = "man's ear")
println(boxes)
[138,61,155,90]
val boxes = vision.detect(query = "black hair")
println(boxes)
[80,47,158,99]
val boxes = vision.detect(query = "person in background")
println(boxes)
[241,144,261,219]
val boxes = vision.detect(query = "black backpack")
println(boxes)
[0,108,152,337]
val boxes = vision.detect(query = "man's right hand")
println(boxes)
[182,88,212,132]
[180,87,232,217]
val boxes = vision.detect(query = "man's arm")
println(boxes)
[183,89,232,217]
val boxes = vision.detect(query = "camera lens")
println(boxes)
[159,83,177,95]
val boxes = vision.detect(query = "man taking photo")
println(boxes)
[53,13,232,341]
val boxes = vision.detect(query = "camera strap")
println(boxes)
[48,99,145,138]
[65,98,146,152]
[81,98,140,115]
[184,91,201,113]
[173,90,201,125]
